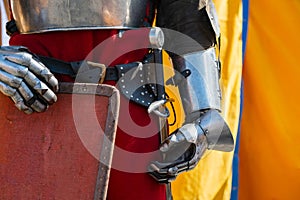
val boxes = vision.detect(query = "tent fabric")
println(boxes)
[239,0,300,199]
[170,0,243,199]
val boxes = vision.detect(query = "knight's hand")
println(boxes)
[148,119,208,183]
[148,109,234,183]
[0,46,58,114]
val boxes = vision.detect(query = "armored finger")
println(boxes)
[177,162,191,174]
[0,58,29,77]
[5,53,59,91]
[0,70,47,112]
[0,46,29,54]
[148,162,169,176]
[29,97,48,112]
[0,69,23,88]
[29,58,59,91]
[148,162,177,183]
[148,160,190,183]
[16,82,47,112]
[148,157,197,183]
[0,81,33,114]
[0,58,57,104]
[0,69,35,102]
[12,92,34,114]
[24,70,57,104]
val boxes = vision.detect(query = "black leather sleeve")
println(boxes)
[156,0,217,54]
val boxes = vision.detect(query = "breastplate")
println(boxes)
[10,0,152,33]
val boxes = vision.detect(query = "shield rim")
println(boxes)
[58,82,120,200]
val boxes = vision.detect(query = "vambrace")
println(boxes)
[172,49,233,151]
[173,48,221,118]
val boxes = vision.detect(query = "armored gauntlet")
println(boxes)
[0,46,58,114]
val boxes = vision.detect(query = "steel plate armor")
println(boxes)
[3,0,234,191]
[10,0,153,33]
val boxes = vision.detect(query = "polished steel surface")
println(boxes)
[177,48,221,114]
[0,46,58,113]
[149,27,165,49]
[11,0,150,33]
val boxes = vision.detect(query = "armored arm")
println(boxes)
[148,0,234,183]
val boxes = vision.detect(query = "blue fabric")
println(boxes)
[242,0,249,60]
[230,0,248,199]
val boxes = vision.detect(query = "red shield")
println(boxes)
[0,83,120,199]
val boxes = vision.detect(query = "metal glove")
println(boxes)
[148,109,233,183]
[0,46,58,114]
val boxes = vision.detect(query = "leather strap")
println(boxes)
[38,55,119,81]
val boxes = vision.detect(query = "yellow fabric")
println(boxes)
[164,0,243,199]
[239,1,300,199]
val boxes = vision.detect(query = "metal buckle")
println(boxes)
[75,61,106,84]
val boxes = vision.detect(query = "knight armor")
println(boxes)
[3,0,234,186]
[10,0,153,33]
[10,0,218,36]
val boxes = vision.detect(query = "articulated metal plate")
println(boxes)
[175,48,221,115]
[199,0,220,37]
[0,82,120,200]
[10,0,151,33]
